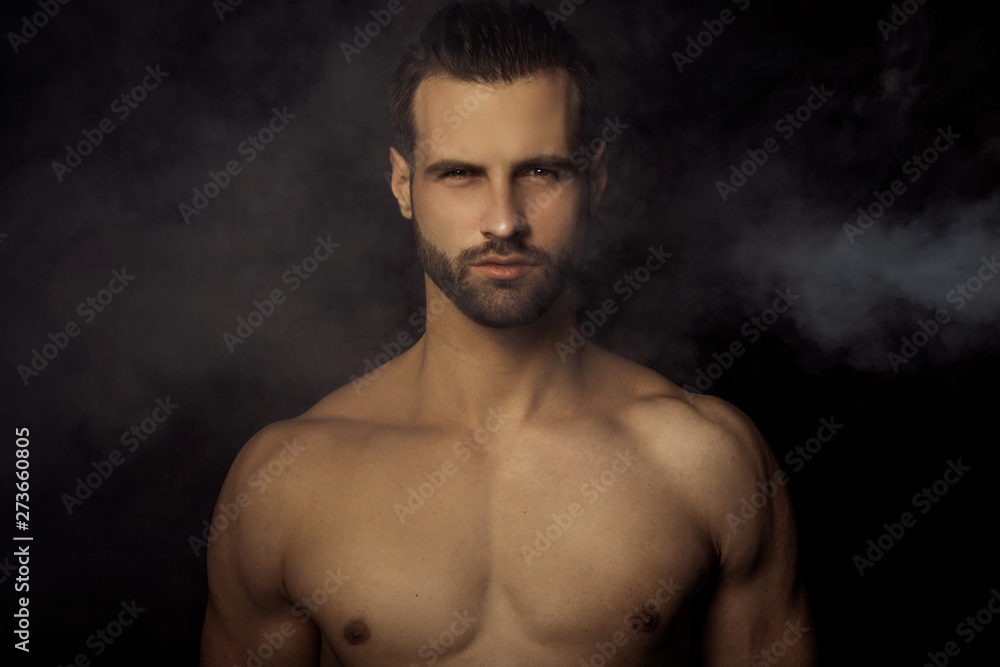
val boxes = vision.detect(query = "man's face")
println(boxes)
[391,69,605,329]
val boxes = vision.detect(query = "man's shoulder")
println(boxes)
[598,350,774,514]
[228,394,370,483]
[604,358,786,566]
[596,347,759,441]
[631,390,768,483]
[207,400,369,575]
[224,374,409,494]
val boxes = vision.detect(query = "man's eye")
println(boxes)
[444,170,472,179]
[527,168,555,178]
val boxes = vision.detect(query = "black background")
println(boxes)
[1,0,998,665]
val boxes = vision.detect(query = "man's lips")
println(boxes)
[473,255,535,267]
[473,256,535,279]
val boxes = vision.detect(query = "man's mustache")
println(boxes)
[455,239,553,267]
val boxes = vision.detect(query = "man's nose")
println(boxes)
[479,181,527,239]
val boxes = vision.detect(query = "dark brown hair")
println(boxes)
[389,0,604,169]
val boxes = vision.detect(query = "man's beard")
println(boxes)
[413,218,578,329]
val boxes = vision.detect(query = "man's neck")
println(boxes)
[406,279,589,427]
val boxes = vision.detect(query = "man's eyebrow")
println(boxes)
[423,159,482,177]
[422,155,579,177]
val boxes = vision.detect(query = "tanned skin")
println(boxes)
[200,69,816,666]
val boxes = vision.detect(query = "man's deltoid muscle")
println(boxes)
[200,2,816,665]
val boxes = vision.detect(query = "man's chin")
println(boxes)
[457,307,547,329]
[449,281,566,329]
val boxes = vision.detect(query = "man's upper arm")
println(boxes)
[692,396,816,667]
[200,428,320,667]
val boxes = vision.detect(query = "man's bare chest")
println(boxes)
[282,423,714,665]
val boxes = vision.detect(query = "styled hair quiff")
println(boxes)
[389,0,604,169]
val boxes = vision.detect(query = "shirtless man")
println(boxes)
[200,2,816,665]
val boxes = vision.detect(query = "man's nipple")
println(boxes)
[344,618,371,645]
[630,604,662,634]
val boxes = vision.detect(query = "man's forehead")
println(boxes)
[410,69,580,167]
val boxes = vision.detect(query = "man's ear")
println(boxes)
[587,140,609,212]
[389,147,413,219]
